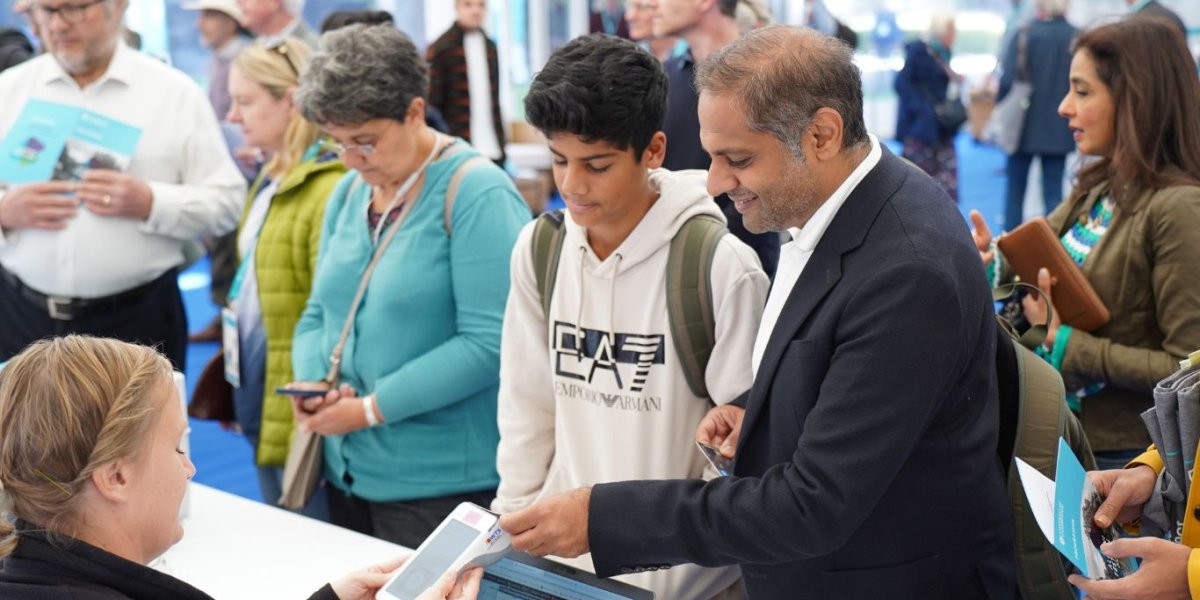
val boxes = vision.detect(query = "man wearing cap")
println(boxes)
[237,0,317,48]
[186,0,251,121]
[0,0,246,369]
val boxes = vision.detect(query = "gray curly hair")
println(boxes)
[295,24,428,126]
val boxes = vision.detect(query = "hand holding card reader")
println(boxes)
[376,503,510,600]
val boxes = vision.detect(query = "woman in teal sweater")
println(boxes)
[289,24,529,547]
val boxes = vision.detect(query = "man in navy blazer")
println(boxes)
[500,26,1016,599]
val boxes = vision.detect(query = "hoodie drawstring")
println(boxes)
[608,253,623,346]
[575,246,587,350]
[575,247,623,355]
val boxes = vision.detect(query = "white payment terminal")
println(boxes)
[376,502,509,600]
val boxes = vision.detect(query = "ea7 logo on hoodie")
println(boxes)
[552,322,664,392]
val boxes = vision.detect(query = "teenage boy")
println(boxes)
[492,34,768,599]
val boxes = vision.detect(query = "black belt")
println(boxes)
[0,267,171,321]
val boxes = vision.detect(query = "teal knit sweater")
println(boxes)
[293,143,530,501]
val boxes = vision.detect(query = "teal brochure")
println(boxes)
[0,99,142,184]
[1015,438,1139,580]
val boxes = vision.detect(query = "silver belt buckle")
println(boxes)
[47,296,74,320]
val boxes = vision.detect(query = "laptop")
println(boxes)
[480,552,654,600]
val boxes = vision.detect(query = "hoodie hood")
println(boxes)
[561,168,724,277]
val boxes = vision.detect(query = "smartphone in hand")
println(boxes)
[274,387,327,398]
[696,441,734,477]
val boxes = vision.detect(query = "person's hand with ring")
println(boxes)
[77,169,153,219]
[0,181,78,232]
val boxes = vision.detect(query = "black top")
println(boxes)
[661,53,708,174]
[0,524,339,600]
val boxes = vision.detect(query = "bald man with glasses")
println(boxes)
[0,0,246,369]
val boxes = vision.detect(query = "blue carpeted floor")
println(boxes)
[180,132,1012,504]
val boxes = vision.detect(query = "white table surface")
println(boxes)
[160,484,409,600]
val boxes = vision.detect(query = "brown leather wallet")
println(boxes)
[996,217,1110,331]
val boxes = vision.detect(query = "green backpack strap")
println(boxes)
[531,210,567,318]
[666,214,725,400]
[993,283,1096,600]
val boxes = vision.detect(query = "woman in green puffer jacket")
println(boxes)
[224,39,345,516]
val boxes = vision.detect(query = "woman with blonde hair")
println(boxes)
[225,39,346,515]
[0,336,482,599]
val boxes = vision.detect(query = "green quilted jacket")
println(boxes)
[244,148,346,466]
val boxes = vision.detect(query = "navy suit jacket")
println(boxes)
[588,148,1016,599]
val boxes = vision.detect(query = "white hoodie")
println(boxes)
[494,169,770,599]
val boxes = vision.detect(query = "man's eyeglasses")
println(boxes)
[268,41,299,77]
[29,0,107,24]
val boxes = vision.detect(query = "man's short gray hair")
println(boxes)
[295,24,428,126]
[694,25,868,159]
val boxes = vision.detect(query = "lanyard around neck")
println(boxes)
[370,133,444,245]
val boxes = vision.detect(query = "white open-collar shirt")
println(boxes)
[0,43,246,298]
[751,134,883,374]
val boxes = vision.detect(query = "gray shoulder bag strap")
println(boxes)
[323,173,420,384]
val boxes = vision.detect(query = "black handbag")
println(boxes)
[921,43,967,135]
[933,94,968,134]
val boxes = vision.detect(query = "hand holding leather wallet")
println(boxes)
[996,217,1110,331]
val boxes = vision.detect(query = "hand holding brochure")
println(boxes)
[0,99,141,184]
[1014,438,1138,580]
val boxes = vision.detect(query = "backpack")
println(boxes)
[993,282,1097,600]
[530,210,726,399]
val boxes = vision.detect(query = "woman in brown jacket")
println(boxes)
[973,17,1200,468]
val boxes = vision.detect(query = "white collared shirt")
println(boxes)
[463,30,502,160]
[0,44,246,298]
[751,134,883,374]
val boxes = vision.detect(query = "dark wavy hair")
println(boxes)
[524,33,667,159]
[1070,17,1200,212]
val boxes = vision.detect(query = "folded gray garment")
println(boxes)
[1180,375,1200,489]
[1139,366,1200,540]
[1142,468,1186,541]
